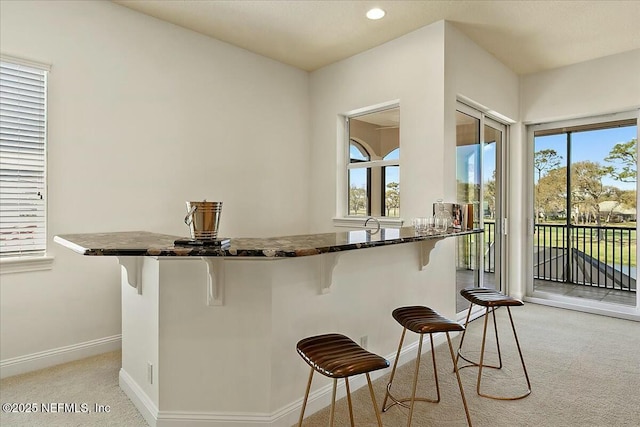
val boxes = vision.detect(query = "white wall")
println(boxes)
[444,23,520,126]
[521,49,640,123]
[0,0,310,373]
[307,19,525,318]
[309,22,447,229]
[308,22,459,315]
[443,23,523,297]
[309,18,520,319]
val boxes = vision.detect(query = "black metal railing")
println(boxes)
[480,221,636,292]
[484,221,495,273]
[532,223,636,292]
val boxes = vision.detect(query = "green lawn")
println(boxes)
[534,223,636,267]
[481,220,637,267]
[349,208,400,217]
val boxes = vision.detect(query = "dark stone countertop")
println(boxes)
[54,228,481,258]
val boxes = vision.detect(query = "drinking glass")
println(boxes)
[412,217,430,235]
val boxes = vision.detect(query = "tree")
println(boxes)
[605,138,637,183]
[619,189,636,210]
[349,186,367,215]
[457,180,480,204]
[484,170,496,219]
[536,167,567,220]
[600,187,623,223]
[534,149,563,221]
[570,161,615,226]
[534,149,562,181]
[385,182,400,216]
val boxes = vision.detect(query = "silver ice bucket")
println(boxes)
[184,200,223,240]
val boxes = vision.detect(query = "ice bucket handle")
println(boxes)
[184,205,197,226]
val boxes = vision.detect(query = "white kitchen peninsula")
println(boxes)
[54,228,480,427]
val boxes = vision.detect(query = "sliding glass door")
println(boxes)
[530,113,638,310]
[456,102,507,314]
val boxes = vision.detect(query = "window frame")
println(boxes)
[0,54,53,274]
[348,139,372,215]
[338,102,402,227]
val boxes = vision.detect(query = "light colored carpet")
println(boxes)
[0,351,146,427]
[302,303,640,427]
[1,303,638,426]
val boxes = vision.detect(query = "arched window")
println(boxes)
[350,140,370,162]
[383,148,399,160]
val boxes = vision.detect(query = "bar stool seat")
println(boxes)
[383,306,472,427]
[296,333,389,426]
[457,287,531,400]
[393,306,466,334]
[461,287,524,308]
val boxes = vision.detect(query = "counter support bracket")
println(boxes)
[118,257,143,294]
[201,257,225,306]
[319,253,341,294]
[419,238,443,270]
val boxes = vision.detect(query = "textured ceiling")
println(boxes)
[113,0,640,74]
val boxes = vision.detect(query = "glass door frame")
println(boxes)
[483,115,507,293]
[456,101,508,316]
[525,110,640,319]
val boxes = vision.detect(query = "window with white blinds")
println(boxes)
[0,59,48,258]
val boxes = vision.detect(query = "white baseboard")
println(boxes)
[117,333,448,427]
[524,296,640,321]
[0,334,122,379]
[119,368,160,427]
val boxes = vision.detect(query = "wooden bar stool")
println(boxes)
[296,333,390,426]
[382,306,472,427]
[457,287,531,400]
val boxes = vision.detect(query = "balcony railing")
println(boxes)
[533,223,636,292]
[480,221,636,293]
[484,221,495,273]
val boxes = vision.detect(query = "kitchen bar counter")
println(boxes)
[54,227,480,258]
[54,226,481,427]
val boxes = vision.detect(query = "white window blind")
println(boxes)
[0,59,48,257]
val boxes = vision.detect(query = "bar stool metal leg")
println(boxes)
[298,367,314,427]
[329,379,337,426]
[407,333,424,427]
[457,288,532,401]
[345,378,354,427]
[365,373,384,427]
[457,304,503,370]
[384,306,473,427]
[477,307,531,400]
[296,333,389,426]
[383,330,440,413]
[297,373,385,426]
[456,302,474,357]
[381,327,406,411]
[446,332,472,427]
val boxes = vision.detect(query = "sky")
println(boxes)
[534,125,637,190]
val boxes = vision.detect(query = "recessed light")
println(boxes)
[366,8,386,20]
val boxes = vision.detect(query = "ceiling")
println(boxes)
[113,1,640,75]
[353,107,400,127]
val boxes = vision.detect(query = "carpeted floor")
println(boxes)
[0,351,146,426]
[1,303,639,426]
